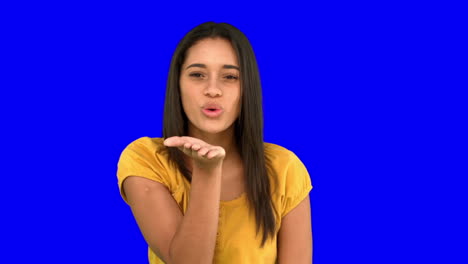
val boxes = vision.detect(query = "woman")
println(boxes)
[117,22,313,264]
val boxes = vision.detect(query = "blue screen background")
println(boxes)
[2,1,466,263]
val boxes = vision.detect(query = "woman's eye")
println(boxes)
[189,73,204,78]
[225,75,239,80]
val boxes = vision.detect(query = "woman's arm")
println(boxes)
[124,166,222,264]
[277,195,313,264]
[123,136,225,264]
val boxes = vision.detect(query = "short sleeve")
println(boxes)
[281,152,313,218]
[116,137,169,204]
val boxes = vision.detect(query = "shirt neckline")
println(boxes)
[220,191,246,206]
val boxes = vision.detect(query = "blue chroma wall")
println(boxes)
[2,1,466,263]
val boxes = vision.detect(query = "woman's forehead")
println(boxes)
[184,38,239,68]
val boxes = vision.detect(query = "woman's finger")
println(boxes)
[165,136,207,149]
[165,136,224,162]
[207,147,225,159]
[192,144,201,151]
[180,136,204,146]
[198,147,210,157]
[206,149,220,159]
[164,136,183,147]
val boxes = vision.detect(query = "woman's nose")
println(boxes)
[204,78,222,97]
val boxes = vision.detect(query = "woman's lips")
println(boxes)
[202,108,223,118]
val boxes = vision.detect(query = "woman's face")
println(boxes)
[180,37,241,135]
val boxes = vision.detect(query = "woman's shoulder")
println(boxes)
[119,136,172,173]
[117,136,181,197]
[263,141,312,218]
[123,136,169,158]
[263,141,300,166]
[263,141,311,190]
[126,136,165,151]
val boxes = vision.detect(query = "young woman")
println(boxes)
[117,22,313,264]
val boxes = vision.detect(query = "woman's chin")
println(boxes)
[198,123,232,135]
[201,127,226,135]
[188,119,235,136]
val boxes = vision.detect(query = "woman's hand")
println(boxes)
[164,136,226,170]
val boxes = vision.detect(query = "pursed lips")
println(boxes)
[201,103,224,117]
[202,102,223,111]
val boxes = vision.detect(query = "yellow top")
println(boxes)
[117,137,313,264]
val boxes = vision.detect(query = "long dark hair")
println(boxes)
[162,22,277,247]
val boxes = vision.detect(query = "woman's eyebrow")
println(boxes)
[185,63,239,70]
[223,64,239,70]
